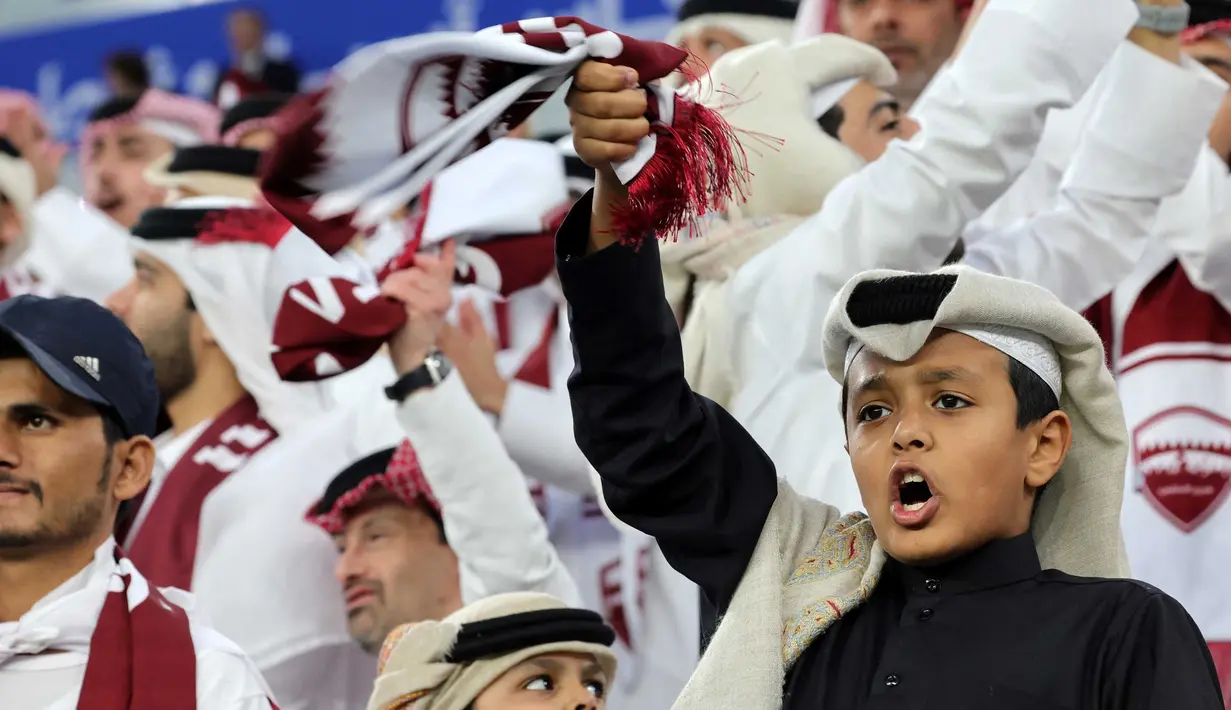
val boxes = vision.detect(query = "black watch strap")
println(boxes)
[385,352,452,403]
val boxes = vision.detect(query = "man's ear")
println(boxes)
[111,436,155,504]
[1025,410,1072,489]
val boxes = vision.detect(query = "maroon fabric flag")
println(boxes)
[262,17,748,383]
[260,16,744,251]
[268,182,566,382]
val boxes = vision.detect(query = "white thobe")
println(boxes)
[395,371,581,605]
[0,539,272,710]
[727,7,1224,508]
[456,281,699,709]
[190,397,405,710]
[400,365,697,708]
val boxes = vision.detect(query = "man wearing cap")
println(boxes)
[0,294,275,709]
[548,173,1225,708]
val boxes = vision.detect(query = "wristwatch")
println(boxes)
[1135,2,1191,35]
[384,351,452,402]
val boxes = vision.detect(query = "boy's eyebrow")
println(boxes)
[849,372,889,401]
[916,367,980,385]
[850,367,981,400]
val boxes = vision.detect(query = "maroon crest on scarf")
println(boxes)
[124,395,278,590]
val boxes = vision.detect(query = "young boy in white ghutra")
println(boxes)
[553,184,1225,705]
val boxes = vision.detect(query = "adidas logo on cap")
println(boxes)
[73,355,101,381]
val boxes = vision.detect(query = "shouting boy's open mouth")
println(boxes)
[890,463,939,527]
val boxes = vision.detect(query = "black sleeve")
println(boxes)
[1101,588,1224,710]
[555,191,779,612]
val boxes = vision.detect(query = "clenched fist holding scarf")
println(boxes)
[568,62,651,252]
[383,240,456,373]
[567,60,746,251]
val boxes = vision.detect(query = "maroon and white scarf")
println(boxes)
[268,166,567,381]
[260,16,743,253]
[78,547,199,709]
[0,541,280,710]
[123,395,278,590]
[269,217,563,381]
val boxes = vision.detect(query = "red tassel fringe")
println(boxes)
[611,94,748,247]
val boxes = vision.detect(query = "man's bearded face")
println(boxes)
[84,123,173,229]
[105,251,197,402]
[332,495,460,654]
[837,0,963,106]
[0,357,116,555]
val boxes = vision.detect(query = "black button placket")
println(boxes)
[872,576,946,701]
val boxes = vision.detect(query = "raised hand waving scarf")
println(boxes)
[267,138,569,382]
[260,16,744,255]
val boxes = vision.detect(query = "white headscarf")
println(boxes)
[131,196,333,434]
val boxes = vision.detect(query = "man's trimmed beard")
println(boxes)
[0,449,114,554]
[145,306,197,402]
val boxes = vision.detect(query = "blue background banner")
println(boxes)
[0,0,677,143]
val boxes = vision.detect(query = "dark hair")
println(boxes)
[100,410,127,447]
[89,96,141,123]
[840,352,1060,430]
[1006,356,1059,428]
[105,50,150,92]
[817,104,846,140]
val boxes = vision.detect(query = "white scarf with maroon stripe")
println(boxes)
[260,16,743,253]
[266,140,567,383]
[0,539,276,710]
[131,197,334,433]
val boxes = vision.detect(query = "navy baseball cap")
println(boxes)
[0,295,160,438]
